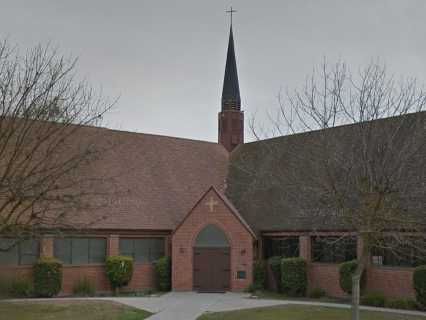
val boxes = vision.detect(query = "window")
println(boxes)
[263,237,299,259]
[371,238,426,268]
[54,237,106,264]
[195,225,229,248]
[0,238,39,265]
[119,238,165,263]
[312,236,357,263]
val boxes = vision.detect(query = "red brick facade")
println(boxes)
[172,187,254,291]
[0,194,418,298]
[263,232,416,299]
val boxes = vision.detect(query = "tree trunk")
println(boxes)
[351,274,361,320]
[351,243,369,320]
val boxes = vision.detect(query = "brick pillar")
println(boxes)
[299,235,311,262]
[165,235,171,257]
[40,236,54,258]
[108,235,119,256]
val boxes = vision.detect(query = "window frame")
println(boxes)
[119,237,166,264]
[371,237,426,268]
[0,238,40,266]
[311,235,357,264]
[53,236,107,265]
[263,236,300,259]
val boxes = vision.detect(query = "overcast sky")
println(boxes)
[1,0,426,142]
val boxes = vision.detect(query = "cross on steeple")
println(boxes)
[226,6,237,26]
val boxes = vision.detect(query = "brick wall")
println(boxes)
[172,188,254,291]
[367,266,415,298]
[308,263,347,297]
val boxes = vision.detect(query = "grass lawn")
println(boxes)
[0,300,152,320]
[197,305,426,320]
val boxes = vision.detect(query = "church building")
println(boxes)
[1,23,425,299]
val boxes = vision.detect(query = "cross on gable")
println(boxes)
[205,196,219,212]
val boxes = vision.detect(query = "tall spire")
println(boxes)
[218,7,244,152]
[221,13,241,111]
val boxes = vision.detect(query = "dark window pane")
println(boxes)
[371,237,426,267]
[20,240,40,265]
[71,238,89,264]
[312,236,356,263]
[0,238,19,265]
[89,238,106,263]
[119,238,165,263]
[195,225,229,248]
[119,239,134,259]
[134,239,149,263]
[54,238,72,264]
[149,238,165,261]
[263,237,299,259]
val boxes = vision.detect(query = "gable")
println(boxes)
[173,186,256,240]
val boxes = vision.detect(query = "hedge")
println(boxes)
[154,256,171,291]
[281,257,307,297]
[253,260,266,291]
[339,260,365,295]
[105,256,134,291]
[413,265,426,307]
[33,257,63,297]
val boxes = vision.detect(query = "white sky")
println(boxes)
[1,0,426,142]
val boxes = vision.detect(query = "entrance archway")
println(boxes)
[193,224,230,292]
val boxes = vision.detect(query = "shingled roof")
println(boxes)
[68,126,229,231]
[226,112,426,234]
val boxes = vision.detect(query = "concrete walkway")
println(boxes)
[3,292,426,320]
[107,292,426,320]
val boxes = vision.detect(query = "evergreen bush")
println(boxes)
[281,257,307,297]
[33,257,63,297]
[413,265,426,308]
[154,256,171,291]
[105,255,133,292]
[252,260,266,291]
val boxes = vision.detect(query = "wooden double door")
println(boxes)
[193,247,230,292]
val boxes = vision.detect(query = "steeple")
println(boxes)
[218,8,244,152]
[221,25,241,111]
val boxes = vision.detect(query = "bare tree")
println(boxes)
[0,39,115,249]
[244,61,426,320]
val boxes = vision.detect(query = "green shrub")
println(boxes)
[267,256,282,292]
[281,257,307,297]
[386,298,418,310]
[413,265,426,307]
[339,260,365,295]
[154,256,171,291]
[72,277,95,297]
[0,277,33,298]
[361,291,386,307]
[253,260,266,291]
[8,277,34,298]
[308,287,326,299]
[105,255,133,291]
[33,257,63,297]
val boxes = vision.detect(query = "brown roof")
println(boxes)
[226,112,426,234]
[69,127,229,230]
